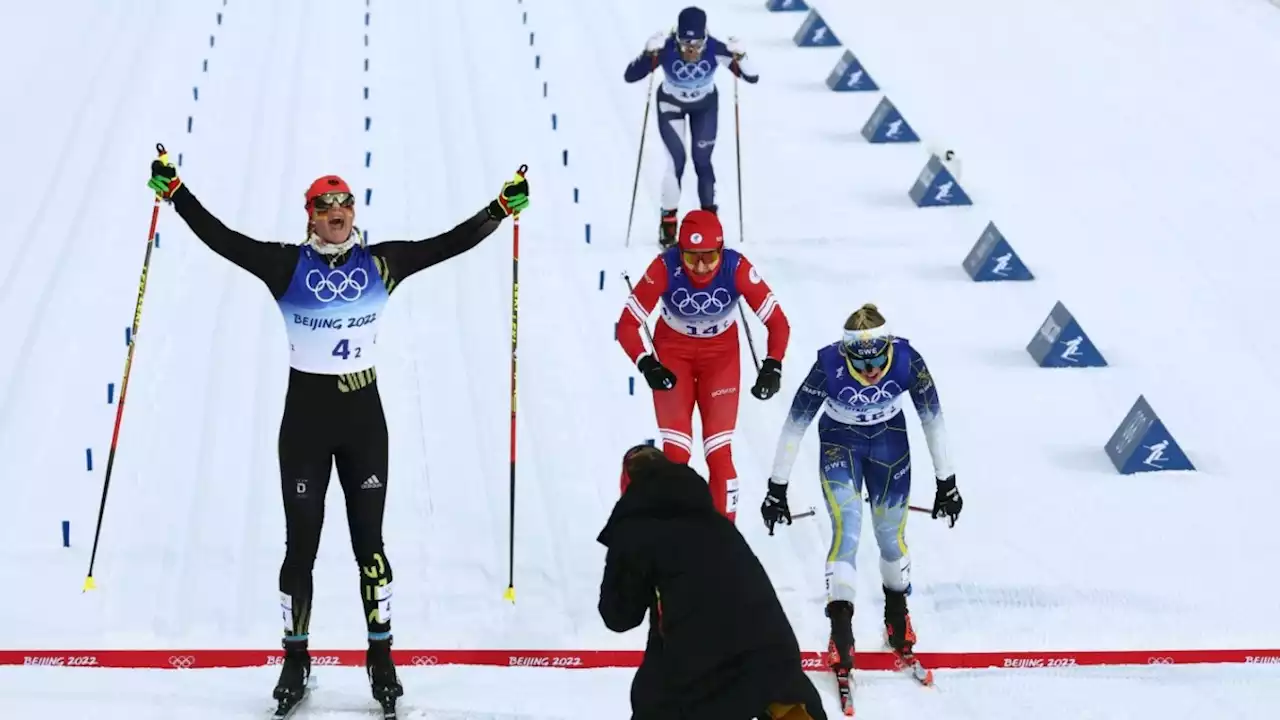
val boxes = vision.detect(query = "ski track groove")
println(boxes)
[167,0,284,643]
[0,2,128,429]
[237,0,312,638]
[460,0,588,641]
[422,0,504,590]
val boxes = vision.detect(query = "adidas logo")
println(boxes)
[360,475,383,490]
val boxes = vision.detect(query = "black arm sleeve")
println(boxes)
[370,203,505,291]
[598,546,653,634]
[170,185,299,298]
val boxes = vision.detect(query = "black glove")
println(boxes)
[761,479,792,535]
[637,354,677,391]
[750,358,782,400]
[932,475,962,527]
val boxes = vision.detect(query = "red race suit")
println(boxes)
[617,247,790,521]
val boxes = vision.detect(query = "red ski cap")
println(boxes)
[677,209,724,252]
[305,175,352,210]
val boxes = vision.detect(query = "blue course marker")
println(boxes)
[365,117,371,131]
[629,377,636,395]
[177,153,183,167]
[365,12,370,26]
[364,34,369,47]
[365,151,371,167]
[216,12,222,25]
[203,59,208,72]
[364,58,369,71]
[598,270,604,290]
[154,232,160,248]
[107,383,115,404]
[551,113,557,130]
[574,188,579,203]
[85,449,93,472]
[530,32,535,46]
[365,188,372,206]
[62,521,70,548]
[562,149,568,166]
[193,86,199,100]
[523,11,527,24]
[210,35,215,47]
[363,87,368,99]
[125,327,132,345]
[542,81,547,97]
[187,116,193,133]
[585,223,591,243]
[535,55,540,69]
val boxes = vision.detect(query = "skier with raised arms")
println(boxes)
[625,5,759,247]
[617,209,789,523]
[759,304,963,716]
[146,156,529,718]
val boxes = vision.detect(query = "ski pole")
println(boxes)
[84,142,167,592]
[504,164,528,605]
[624,53,660,248]
[621,272,658,357]
[737,301,761,373]
[733,72,745,245]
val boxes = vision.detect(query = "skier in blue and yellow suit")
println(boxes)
[759,304,964,675]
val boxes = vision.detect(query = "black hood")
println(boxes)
[597,456,718,547]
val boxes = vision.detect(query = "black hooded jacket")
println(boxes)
[597,457,827,720]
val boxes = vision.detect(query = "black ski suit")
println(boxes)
[597,456,827,720]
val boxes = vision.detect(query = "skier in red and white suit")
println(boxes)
[617,209,790,522]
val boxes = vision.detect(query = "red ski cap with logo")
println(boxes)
[304,175,352,211]
[677,209,725,253]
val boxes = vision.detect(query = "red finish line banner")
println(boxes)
[1,648,1278,671]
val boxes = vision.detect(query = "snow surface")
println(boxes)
[2,0,1280,716]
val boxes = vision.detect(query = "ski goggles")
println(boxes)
[847,353,889,372]
[681,248,721,266]
[842,327,893,370]
[677,37,706,54]
[311,192,355,212]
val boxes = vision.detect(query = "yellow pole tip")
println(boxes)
[503,586,516,603]
[82,577,97,592]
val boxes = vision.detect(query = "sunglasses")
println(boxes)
[312,192,355,212]
[681,248,721,266]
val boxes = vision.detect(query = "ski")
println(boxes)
[834,667,855,716]
[270,688,308,720]
[891,649,934,687]
[375,695,398,720]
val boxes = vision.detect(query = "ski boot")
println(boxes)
[659,209,678,248]
[883,586,933,685]
[825,600,856,716]
[367,637,404,718]
[271,639,311,719]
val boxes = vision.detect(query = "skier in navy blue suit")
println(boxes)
[625,6,759,247]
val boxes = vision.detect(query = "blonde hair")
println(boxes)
[844,303,886,332]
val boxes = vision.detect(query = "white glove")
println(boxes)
[726,36,746,58]
[645,32,667,54]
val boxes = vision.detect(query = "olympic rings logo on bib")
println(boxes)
[671,59,711,82]
[669,287,733,316]
[837,381,903,406]
[305,268,369,302]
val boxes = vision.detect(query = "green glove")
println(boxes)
[147,156,182,199]
[496,172,530,216]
